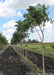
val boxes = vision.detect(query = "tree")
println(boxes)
[31,39,39,43]
[11,20,28,44]
[27,39,32,43]
[11,31,27,44]
[15,20,29,32]
[27,39,39,43]
[0,33,8,45]
[22,4,49,75]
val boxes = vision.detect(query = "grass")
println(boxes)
[17,43,54,58]
[0,72,3,75]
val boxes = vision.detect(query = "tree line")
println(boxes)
[0,33,8,45]
[22,39,39,43]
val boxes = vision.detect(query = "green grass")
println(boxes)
[17,43,54,58]
[0,72,4,75]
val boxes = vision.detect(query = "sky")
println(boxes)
[0,0,54,43]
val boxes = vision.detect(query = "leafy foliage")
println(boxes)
[23,4,49,32]
[27,39,39,43]
[11,4,49,46]
[0,33,8,45]
[11,20,28,44]
[11,32,28,44]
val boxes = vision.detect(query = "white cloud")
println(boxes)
[45,22,52,29]
[44,27,54,42]
[0,0,54,17]
[3,0,54,9]
[2,30,12,43]
[26,21,54,42]
[2,29,15,43]
[44,22,54,42]
[0,8,16,18]
[3,20,17,28]
[7,29,15,34]
[17,11,23,17]
[0,0,54,9]
[5,34,12,43]
[2,20,17,43]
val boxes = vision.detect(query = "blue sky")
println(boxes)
[0,0,54,43]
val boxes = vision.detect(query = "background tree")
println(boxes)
[27,39,39,43]
[11,31,27,44]
[22,4,49,75]
[31,39,39,43]
[0,33,8,45]
[11,20,28,44]
[27,39,31,43]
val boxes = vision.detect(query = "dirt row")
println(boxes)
[0,46,32,75]
[14,46,54,73]
[27,51,54,73]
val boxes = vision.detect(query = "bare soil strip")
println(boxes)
[27,51,54,73]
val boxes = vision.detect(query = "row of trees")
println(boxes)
[11,3,52,75]
[22,39,39,43]
[0,33,8,45]
[11,32,27,44]
[11,4,49,45]
[11,20,28,44]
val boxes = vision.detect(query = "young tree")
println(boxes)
[22,4,49,75]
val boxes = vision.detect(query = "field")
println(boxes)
[0,43,54,75]
[17,43,54,58]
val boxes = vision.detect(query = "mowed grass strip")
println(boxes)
[17,43,54,58]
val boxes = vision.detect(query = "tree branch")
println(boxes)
[35,27,42,41]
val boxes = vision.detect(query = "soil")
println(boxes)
[27,50,54,73]
[0,46,31,75]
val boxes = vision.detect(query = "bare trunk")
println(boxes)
[25,47,27,63]
[42,42,45,75]
[42,31,45,75]
[31,22,45,75]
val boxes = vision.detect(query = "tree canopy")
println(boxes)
[27,39,39,43]
[23,4,49,32]
[0,33,8,45]
[11,20,28,44]
[11,4,49,45]
[11,31,28,44]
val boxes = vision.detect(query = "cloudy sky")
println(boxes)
[0,0,54,43]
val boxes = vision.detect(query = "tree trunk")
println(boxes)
[25,48,27,63]
[42,42,45,75]
[42,31,45,75]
